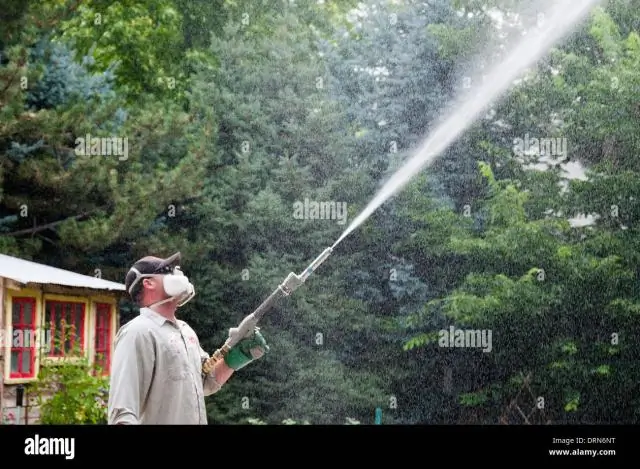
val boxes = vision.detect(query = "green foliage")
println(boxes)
[31,359,109,424]
[55,0,187,101]
[30,325,108,424]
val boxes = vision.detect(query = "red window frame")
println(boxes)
[45,300,85,357]
[9,297,37,379]
[94,303,112,375]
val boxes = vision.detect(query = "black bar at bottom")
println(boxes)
[1,425,635,464]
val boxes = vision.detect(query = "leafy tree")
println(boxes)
[0,0,209,282]
[54,0,187,102]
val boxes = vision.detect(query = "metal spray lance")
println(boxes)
[202,247,333,373]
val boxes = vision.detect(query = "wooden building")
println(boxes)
[0,253,125,424]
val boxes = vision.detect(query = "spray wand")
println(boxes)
[202,247,334,373]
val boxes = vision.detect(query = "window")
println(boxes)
[9,297,37,379]
[94,303,112,374]
[44,300,85,357]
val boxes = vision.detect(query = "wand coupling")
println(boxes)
[299,247,333,282]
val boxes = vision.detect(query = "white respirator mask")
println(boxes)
[129,266,196,308]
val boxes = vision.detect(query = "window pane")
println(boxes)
[62,304,73,332]
[53,303,62,355]
[21,350,32,374]
[43,328,52,354]
[10,351,19,373]
[64,303,72,328]
[45,304,52,349]
[23,301,33,324]
[49,302,60,328]
[65,334,73,353]
[65,324,80,352]
[22,329,34,349]
[60,304,68,352]
[43,302,50,328]
[76,304,83,334]
[12,301,22,324]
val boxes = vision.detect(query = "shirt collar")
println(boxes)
[140,307,178,328]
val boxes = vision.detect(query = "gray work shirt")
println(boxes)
[108,307,222,424]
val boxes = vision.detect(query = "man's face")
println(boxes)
[137,264,194,309]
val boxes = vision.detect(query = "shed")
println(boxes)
[0,253,126,424]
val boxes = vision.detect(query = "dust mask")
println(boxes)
[130,266,195,308]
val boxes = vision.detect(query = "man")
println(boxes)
[108,252,269,424]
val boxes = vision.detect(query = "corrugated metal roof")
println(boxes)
[0,253,125,291]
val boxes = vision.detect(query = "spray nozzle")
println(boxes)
[299,247,333,282]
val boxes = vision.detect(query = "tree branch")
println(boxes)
[3,209,101,237]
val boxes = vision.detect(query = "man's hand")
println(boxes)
[224,327,269,370]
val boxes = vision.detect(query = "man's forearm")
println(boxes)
[202,358,234,395]
[201,328,267,395]
[213,359,234,385]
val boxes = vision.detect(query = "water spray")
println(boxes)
[203,0,603,374]
[335,0,603,245]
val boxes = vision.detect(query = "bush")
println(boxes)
[30,323,109,424]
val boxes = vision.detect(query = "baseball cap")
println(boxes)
[125,252,181,299]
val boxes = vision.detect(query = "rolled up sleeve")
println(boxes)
[108,327,155,424]
[200,347,223,396]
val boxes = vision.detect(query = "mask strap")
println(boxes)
[127,267,146,295]
[145,297,174,309]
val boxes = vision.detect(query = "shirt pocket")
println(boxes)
[162,336,190,382]
[180,331,203,371]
